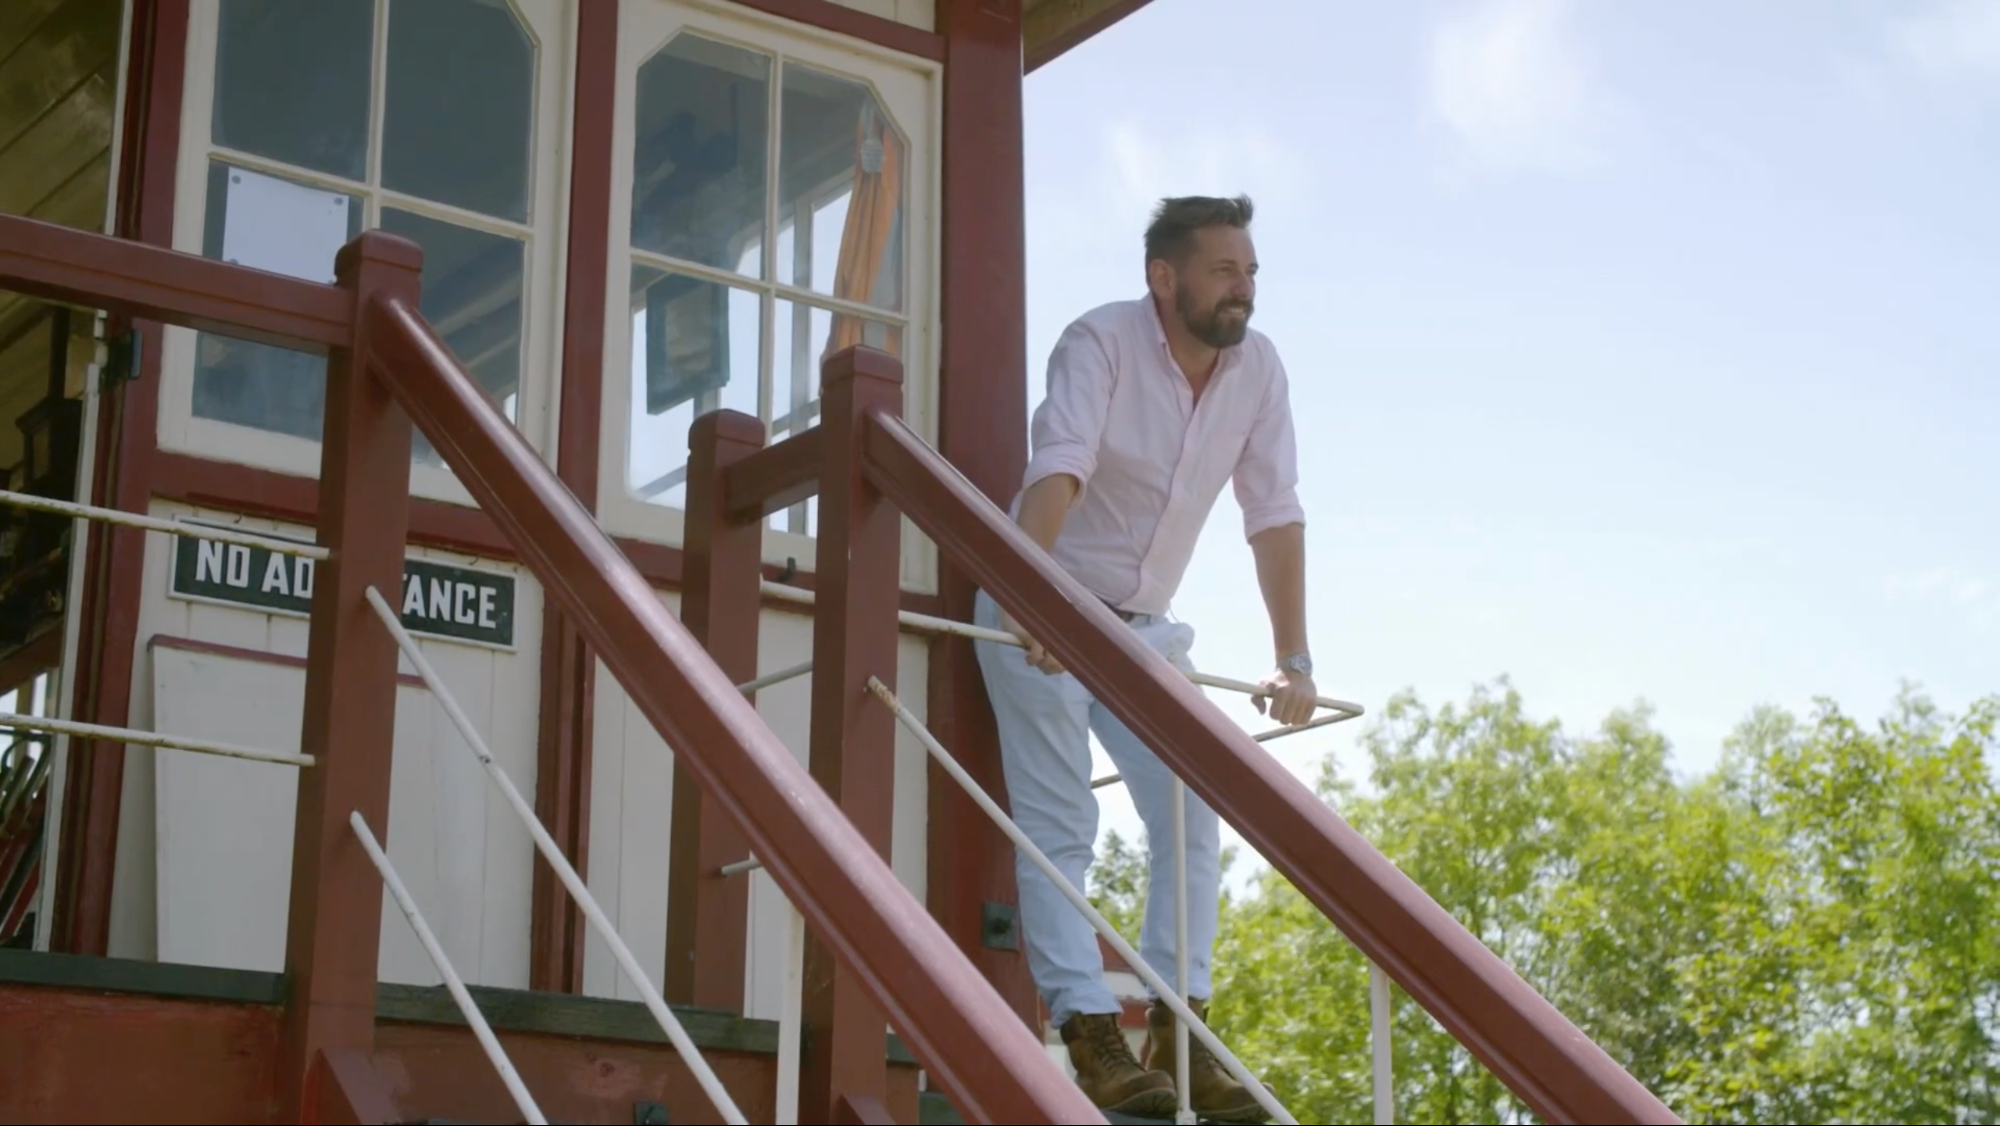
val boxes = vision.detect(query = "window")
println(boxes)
[161,0,572,504]
[601,3,937,587]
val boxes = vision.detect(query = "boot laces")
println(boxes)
[1087,1014,1139,1066]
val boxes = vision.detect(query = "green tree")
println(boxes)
[1099,679,2000,1125]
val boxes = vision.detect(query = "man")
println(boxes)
[973,195,1315,1123]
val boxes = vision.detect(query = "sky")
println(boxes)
[1020,0,2000,872]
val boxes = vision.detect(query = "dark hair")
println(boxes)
[1144,195,1255,265]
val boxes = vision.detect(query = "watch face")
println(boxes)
[1284,654,1312,677]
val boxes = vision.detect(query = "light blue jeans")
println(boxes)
[972,588,1222,1028]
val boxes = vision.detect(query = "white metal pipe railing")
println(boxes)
[350,809,545,1125]
[1372,963,1394,1125]
[1172,775,1193,1125]
[865,676,1297,1126]
[0,488,330,560]
[773,888,807,1126]
[362,587,749,1126]
[0,712,314,768]
[757,579,1365,731]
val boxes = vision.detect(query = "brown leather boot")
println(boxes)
[1141,998,1274,1124]
[1060,1011,1179,1118]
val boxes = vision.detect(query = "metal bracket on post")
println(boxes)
[98,329,139,392]
[980,901,1019,951]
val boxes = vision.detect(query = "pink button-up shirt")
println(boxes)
[1012,295,1306,617]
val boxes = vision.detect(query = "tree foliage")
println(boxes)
[1086,679,2000,1124]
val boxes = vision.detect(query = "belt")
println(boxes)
[1101,598,1137,623]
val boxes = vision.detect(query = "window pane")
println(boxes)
[767,299,898,536]
[378,208,526,467]
[631,34,770,278]
[778,64,905,313]
[192,162,362,441]
[626,264,760,509]
[213,0,373,181]
[383,0,535,222]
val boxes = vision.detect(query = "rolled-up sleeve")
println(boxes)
[1021,319,1116,505]
[1234,353,1307,540]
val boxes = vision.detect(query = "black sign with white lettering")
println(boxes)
[169,525,516,649]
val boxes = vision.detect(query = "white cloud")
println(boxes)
[1426,0,1611,175]
[1892,0,2000,81]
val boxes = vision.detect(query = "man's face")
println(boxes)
[1164,226,1258,349]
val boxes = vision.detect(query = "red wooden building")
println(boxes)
[0,0,1680,1122]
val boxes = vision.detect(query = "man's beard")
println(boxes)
[1178,289,1252,348]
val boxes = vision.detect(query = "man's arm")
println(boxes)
[1002,474,1079,673]
[1000,319,1114,674]
[1235,354,1317,725]
[1251,522,1308,662]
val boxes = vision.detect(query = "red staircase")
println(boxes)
[0,211,1681,1125]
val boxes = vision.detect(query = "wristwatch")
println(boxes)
[1279,652,1313,679]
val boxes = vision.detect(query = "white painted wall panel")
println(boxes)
[107,501,544,988]
[583,591,932,1020]
[820,0,936,34]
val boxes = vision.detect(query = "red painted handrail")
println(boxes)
[363,295,1103,1126]
[0,212,350,353]
[861,409,1683,1126]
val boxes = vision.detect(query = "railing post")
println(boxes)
[666,409,765,1010]
[800,346,905,1124]
[277,231,422,1120]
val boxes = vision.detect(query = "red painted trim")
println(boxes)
[926,0,1040,1033]
[731,0,945,61]
[56,0,189,957]
[530,0,615,995]
[1024,0,1157,73]
[152,451,513,558]
[147,634,427,690]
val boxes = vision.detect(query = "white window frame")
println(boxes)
[600,0,942,594]
[159,0,577,510]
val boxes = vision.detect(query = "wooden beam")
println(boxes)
[275,231,423,1120]
[722,425,823,523]
[55,0,188,958]
[303,1048,402,1125]
[0,212,351,354]
[930,0,1041,1033]
[529,0,619,997]
[798,346,905,1124]
[664,410,764,1010]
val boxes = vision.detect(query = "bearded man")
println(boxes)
[974,194,1315,1123]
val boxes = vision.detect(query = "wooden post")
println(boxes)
[302,1048,402,1124]
[800,346,905,1123]
[665,409,765,1009]
[930,0,1040,1033]
[277,230,423,1120]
